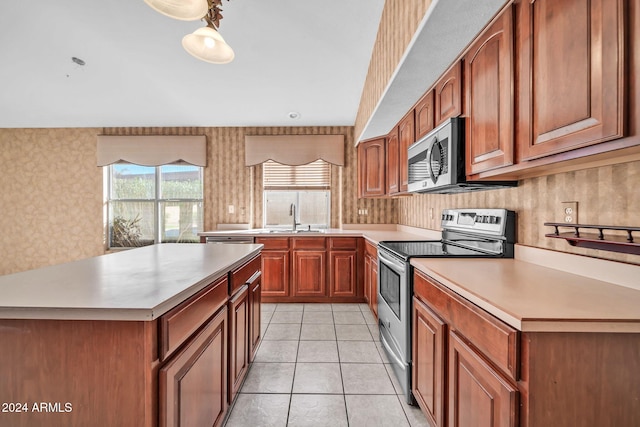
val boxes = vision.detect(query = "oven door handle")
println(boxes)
[378,250,406,273]
[380,328,406,367]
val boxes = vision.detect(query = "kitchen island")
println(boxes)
[0,243,263,427]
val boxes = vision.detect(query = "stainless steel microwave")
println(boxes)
[407,118,517,194]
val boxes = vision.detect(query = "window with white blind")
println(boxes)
[263,160,331,229]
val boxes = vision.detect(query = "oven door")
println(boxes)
[377,249,413,402]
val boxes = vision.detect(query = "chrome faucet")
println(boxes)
[289,203,299,231]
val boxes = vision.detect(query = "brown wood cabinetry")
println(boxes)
[363,240,378,318]
[398,111,415,192]
[248,270,262,362]
[358,137,386,197]
[413,270,518,427]
[435,61,463,127]
[464,7,514,175]
[260,236,363,303]
[227,285,249,404]
[415,89,435,140]
[516,0,625,161]
[386,127,400,194]
[449,331,518,427]
[292,237,327,297]
[329,237,360,298]
[160,306,228,427]
[256,237,290,298]
[412,296,446,427]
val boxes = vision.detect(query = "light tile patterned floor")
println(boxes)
[223,303,430,427]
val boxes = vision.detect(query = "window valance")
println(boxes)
[245,135,344,166]
[97,135,207,167]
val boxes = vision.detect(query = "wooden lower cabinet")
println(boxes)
[160,306,228,427]
[256,237,290,298]
[412,296,446,427]
[228,285,249,404]
[260,236,363,303]
[363,240,378,318]
[248,272,262,362]
[448,332,518,427]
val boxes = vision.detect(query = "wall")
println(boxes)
[0,125,382,275]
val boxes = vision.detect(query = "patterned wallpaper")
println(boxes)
[0,125,386,275]
[354,0,433,140]
[0,128,105,275]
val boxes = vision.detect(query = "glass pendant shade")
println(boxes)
[182,27,235,64]
[144,0,208,21]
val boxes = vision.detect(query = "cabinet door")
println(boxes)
[364,254,371,304]
[358,138,386,197]
[160,307,228,427]
[228,285,249,404]
[386,127,400,194]
[448,332,518,427]
[398,111,415,192]
[261,250,290,297]
[517,0,625,161]
[370,257,378,318]
[292,250,327,297]
[329,250,357,298]
[415,89,435,140]
[465,8,514,175]
[413,297,446,427]
[248,273,261,362]
[435,62,463,126]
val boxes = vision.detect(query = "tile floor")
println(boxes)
[224,303,430,427]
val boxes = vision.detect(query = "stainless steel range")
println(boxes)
[377,208,516,404]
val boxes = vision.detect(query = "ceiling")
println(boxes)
[0,0,385,128]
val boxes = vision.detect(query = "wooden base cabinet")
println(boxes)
[363,240,378,318]
[256,237,290,298]
[448,332,518,427]
[160,306,228,427]
[248,271,262,362]
[228,285,249,404]
[412,297,446,427]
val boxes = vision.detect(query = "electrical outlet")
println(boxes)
[561,201,578,224]
[228,204,235,214]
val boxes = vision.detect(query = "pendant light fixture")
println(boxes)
[145,0,234,64]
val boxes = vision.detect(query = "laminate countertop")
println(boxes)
[411,257,640,333]
[0,243,263,321]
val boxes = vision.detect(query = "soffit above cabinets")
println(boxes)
[358,0,509,142]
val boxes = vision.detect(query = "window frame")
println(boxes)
[105,164,204,249]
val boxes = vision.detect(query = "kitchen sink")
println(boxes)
[261,229,325,234]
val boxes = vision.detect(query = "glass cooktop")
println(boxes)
[378,240,501,260]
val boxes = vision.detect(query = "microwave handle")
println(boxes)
[428,136,440,184]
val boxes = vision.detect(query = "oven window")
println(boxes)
[379,262,401,320]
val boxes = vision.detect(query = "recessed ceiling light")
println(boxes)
[288,112,300,119]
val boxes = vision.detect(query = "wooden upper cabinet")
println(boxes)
[358,138,386,197]
[386,127,400,195]
[464,6,515,175]
[435,61,463,126]
[415,89,435,140]
[398,110,415,192]
[516,0,625,161]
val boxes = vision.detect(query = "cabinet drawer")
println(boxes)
[292,237,327,250]
[414,270,519,380]
[255,237,289,250]
[230,255,261,296]
[329,237,359,250]
[159,276,228,361]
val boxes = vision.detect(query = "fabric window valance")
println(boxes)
[97,135,207,167]
[245,135,344,166]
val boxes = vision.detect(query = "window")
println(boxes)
[263,160,331,229]
[107,164,203,248]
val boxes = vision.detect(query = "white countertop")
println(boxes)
[0,243,263,321]
[411,256,640,333]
